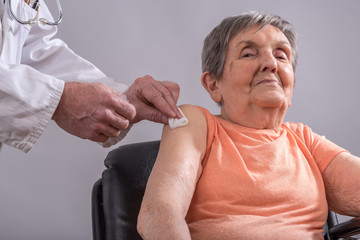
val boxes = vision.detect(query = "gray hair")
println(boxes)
[201,12,298,79]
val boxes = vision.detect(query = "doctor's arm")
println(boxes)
[137,105,206,240]
[23,3,182,125]
[323,152,360,216]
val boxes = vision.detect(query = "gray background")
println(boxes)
[1,0,360,239]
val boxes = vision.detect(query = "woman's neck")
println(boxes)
[220,103,288,131]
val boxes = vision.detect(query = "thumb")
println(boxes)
[133,106,168,124]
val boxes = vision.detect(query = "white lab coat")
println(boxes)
[0,0,128,153]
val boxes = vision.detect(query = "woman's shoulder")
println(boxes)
[178,104,208,121]
[282,121,311,132]
[179,104,208,113]
[173,104,206,128]
[282,121,316,141]
[179,104,214,119]
[178,104,219,137]
[177,104,214,154]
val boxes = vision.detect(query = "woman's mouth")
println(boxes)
[256,79,279,86]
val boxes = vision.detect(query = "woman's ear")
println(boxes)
[201,72,222,103]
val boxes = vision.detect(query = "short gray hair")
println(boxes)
[201,12,298,79]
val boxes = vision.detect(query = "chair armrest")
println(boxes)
[329,216,360,239]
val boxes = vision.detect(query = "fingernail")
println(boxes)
[176,107,183,118]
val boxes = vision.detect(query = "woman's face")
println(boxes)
[215,25,295,124]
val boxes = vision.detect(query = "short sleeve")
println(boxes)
[284,122,348,173]
[311,134,348,173]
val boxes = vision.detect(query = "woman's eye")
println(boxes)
[241,49,256,58]
[242,53,253,58]
[275,49,289,61]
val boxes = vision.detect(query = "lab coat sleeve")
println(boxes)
[0,61,64,153]
[0,1,131,152]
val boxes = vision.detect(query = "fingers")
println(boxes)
[161,81,181,104]
[95,125,120,139]
[53,82,137,143]
[127,75,182,123]
[82,112,128,143]
[149,80,182,119]
[114,95,137,122]
[136,105,170,124]
[95,109,130,133]
[89,133,109,143]
[96,86,136,130]
[89,99,134,138]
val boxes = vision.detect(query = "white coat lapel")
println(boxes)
[1,0,34,63]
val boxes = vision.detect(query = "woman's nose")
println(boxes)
[260,53,278,73]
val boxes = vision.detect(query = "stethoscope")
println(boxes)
[6,0,62,26]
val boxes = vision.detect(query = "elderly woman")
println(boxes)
[137,12,360,239]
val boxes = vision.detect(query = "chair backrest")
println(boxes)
[92,140,160,240]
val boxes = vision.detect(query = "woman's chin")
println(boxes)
[251,94,286,108]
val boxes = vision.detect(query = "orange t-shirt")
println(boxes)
[185,106,347,240]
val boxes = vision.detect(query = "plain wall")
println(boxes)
[1,0,360,239]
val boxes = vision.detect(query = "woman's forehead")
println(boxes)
[231,25,290,47]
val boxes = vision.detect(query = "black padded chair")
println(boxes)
[92,140,360,240]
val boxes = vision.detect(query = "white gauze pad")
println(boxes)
[168,107,188,129]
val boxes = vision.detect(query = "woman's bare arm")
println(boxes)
[323,152,360,216]
[137,105,207,240]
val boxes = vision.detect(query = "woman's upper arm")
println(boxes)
[141,104,207,215]
[323,152,360,216]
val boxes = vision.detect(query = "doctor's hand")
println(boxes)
[124,75,182,124]
[52,82,136,143]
